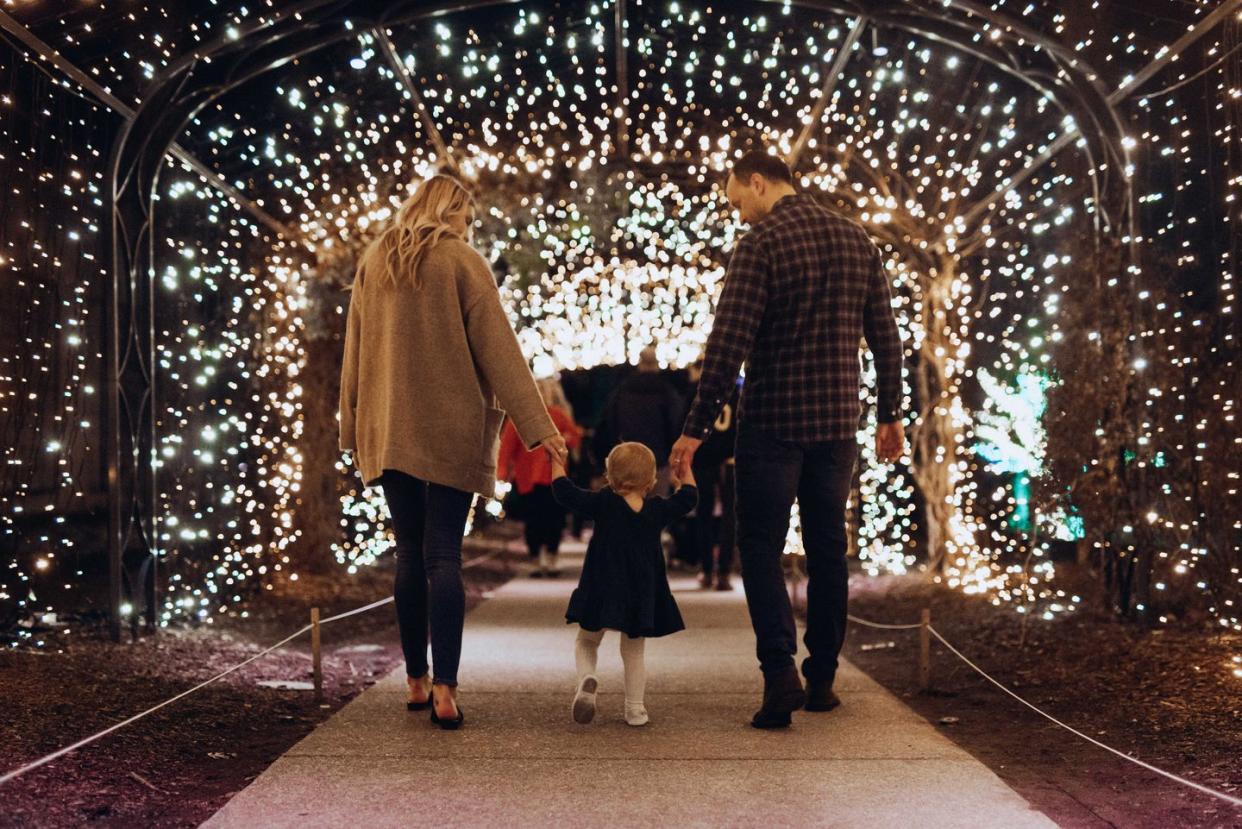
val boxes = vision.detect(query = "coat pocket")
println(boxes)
[481,406,505,470]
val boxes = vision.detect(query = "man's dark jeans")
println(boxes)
[734,427,858,685]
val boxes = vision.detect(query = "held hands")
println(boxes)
[671,461,696,490]
[669,434,702,482]
[540,433,570,471]
[875,421,905,463]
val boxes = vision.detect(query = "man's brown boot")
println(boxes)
[804,680,841,712]
[751,666,806,729]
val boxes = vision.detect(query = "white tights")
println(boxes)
[575,627,646,705]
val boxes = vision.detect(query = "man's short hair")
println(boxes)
[731,150,794,186]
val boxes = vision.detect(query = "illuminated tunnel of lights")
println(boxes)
[0,1,1237,659]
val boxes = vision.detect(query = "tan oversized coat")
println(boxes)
[338,237,557,496]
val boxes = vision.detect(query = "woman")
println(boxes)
[499,376,582,577]
[339,174,567,729]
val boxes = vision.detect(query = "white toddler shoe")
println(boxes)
[624,701,649,727]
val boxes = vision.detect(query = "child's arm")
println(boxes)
[551,475,600,518]
[658,479,699,526]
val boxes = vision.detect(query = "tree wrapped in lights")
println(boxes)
[974,365,1052,532]
[1039,238,1241,627]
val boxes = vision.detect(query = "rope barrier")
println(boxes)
[317,596,392,625]
[847,611,1242,809]
[929,631,1242,805]
[0,544,514,788]
[0,624,312,787]
[926,626,1242,808]
[848,614,923,630]
[462,545,508,571]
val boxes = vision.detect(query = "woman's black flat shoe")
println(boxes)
[430,692,465,730]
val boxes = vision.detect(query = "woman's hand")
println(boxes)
[541,433,569,468]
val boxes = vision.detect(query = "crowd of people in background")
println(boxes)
[497,346,740,588]
[498,377,582,577]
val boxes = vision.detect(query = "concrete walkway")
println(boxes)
[203,543,1053,828]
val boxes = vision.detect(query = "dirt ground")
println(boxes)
[841,569,1242,829]
[0,534,524,828]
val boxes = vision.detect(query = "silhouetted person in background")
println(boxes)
[681,357,739,591]
[593,346,683,494]
[500,376,583,578]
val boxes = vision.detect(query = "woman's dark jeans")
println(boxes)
[734,427,858,686]
[380,469,474,687]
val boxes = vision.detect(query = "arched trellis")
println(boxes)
[105,0,1131,639]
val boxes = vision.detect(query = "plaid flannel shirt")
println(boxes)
[684,194,905,443]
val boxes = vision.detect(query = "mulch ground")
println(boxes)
[841,568,1242,829]
[0,533,524,828]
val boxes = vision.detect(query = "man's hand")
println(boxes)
[875,421,905,463]
[540,434,569,468]
[669,434,703,481]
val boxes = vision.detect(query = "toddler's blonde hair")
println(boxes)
[605,442,658,496]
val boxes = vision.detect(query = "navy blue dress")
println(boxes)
[552,477,698,638]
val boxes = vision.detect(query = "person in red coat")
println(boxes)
[499,377,583,576]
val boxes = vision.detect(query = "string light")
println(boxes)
[0,2,1236,682]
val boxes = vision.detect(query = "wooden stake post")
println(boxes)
[311,607,323,702]
[918,607,931,691]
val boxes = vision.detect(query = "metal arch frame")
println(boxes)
[788,14,869,169]
[105,0,1124,640]
[772,0,1131,177]
[104,0,516,640]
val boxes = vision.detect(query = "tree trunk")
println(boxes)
[908,257,969,576]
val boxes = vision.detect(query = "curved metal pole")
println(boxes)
[374,27,458,171]
[0,9,293,238]
[102,0,1130,640]
[788,15,868,169]
[615,0,630,161]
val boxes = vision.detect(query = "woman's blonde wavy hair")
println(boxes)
[360,174,476,289]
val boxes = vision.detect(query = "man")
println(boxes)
[593,346,683,491]
[671,150,905,729]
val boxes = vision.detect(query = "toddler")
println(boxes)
[551,442,697,726]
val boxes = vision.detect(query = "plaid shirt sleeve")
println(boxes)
[862,245,904,424]
[683,233,769,438]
